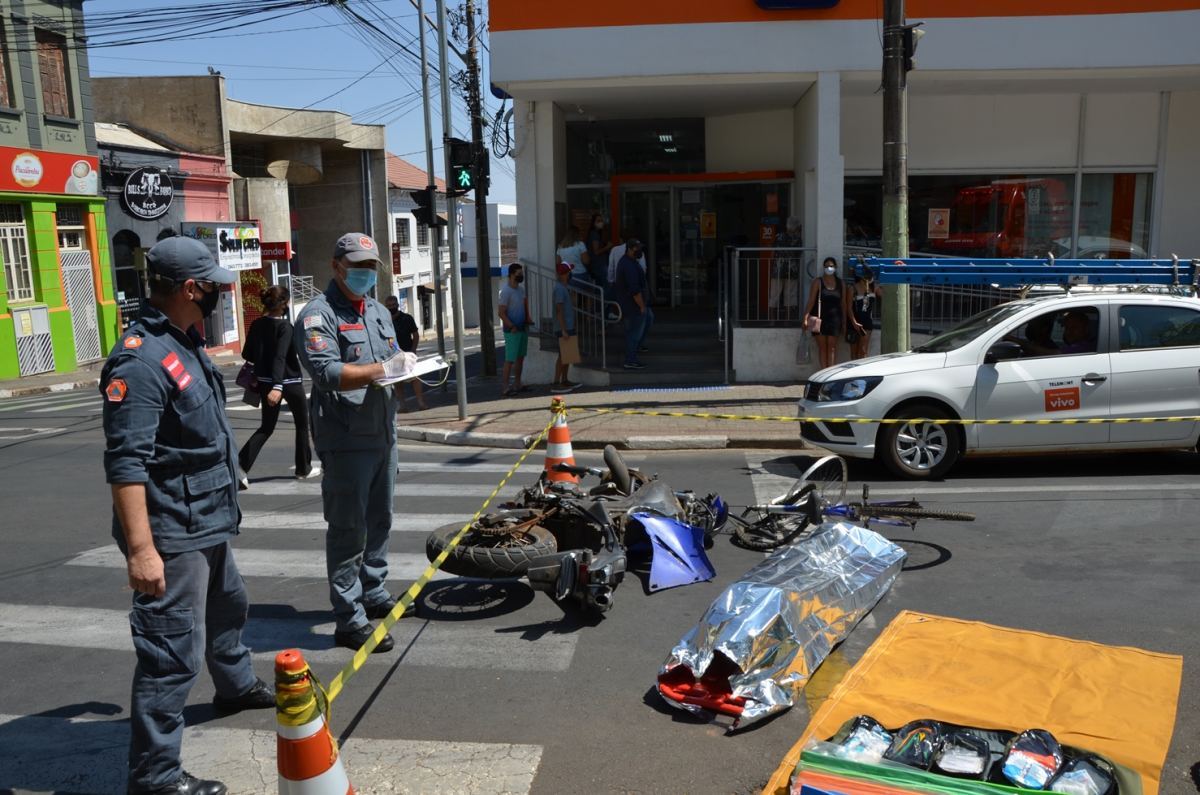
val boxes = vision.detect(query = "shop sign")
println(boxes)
[700,212,717,239]
[260,241,292,261]
[0,144,98,195]
[181,221,262,272]
[122,167,174,220]
[391,242,402,275]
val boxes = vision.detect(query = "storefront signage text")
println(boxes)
[122,167,175,220]
[260,241,292,261]
[0,144,98,195]
[181,222,262,272]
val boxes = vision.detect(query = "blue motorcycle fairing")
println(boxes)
[632,512,717,591]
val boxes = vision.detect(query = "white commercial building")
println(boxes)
[385,153,450,334]
[489,1,1200,383]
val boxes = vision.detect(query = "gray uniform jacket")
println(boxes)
[295,281,399,453]
[100,305,241,554]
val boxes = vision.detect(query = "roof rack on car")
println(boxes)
[854,255,1200,295]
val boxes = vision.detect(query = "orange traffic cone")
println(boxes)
[545,397,579,484]
[275,649,354,795]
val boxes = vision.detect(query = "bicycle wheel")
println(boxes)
[792,454,847,507]
[856,503,975,522]
[730,513,815,551]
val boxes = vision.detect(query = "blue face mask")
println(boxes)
[343,267,377,296]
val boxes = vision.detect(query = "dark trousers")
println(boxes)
[127,542,256,792]
[238,381,313,476]
[624,310,646,365]
[320,445,398,632]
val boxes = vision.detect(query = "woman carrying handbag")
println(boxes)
[237,286,318,489]
[803,256,848,370]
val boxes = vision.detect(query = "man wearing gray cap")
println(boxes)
[101,235,274,795]
[295,233,412,654]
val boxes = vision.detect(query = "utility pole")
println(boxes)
[437,0,469,420]
[881,0,910,354]
[465,0,496,377]
[417,0,446,357]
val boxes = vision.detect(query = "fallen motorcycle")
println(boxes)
[424,445,726,613]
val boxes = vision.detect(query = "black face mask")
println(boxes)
[194,287,220,319]
[514,274,524,284]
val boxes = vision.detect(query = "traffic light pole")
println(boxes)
[881,0,911,354]
[437,0,469,420]
[465,0,496,377]
[417,0,446,358]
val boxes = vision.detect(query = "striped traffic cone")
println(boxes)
[275,649,354,795]
[545,397,579,485]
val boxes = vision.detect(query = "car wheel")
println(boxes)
[878,403,960,479]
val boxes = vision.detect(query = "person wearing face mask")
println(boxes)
[804,256,849,369]
[101,236,275,795]
[498,262,529,396]
[294,233,411,655]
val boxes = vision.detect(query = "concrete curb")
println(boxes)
[0,378,100,399]
[395,425,810,451]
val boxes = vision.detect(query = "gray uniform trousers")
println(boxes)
[320,444,399,632]
[127,542,256,792]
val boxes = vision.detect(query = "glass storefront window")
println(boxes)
[846,172,1154,260]
[1077,173,1152,258]
[566,119,704,184]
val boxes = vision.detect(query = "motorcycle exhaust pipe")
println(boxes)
[590,586,614,611]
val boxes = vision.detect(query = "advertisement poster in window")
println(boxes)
[928,208,949,240]
[700,212,717,239]
[0,145,98,195]
[181,222,262,271]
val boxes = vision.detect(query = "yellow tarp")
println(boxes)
[764,611,1182,795]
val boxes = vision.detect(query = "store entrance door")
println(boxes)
[619,188,672,306]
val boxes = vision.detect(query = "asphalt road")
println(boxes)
[0,388,1196,794]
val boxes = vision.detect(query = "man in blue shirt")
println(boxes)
[101,236,274,795]
[498,262,528,395]
[613,238,649,369]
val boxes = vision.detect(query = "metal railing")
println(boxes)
[726,247,816,328]
[522,259,609,370]
[286,274,320,304]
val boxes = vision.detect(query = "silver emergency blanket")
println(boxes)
[658,522,906,730]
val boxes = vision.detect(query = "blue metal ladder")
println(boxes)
[853,256,1200,292]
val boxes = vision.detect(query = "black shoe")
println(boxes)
[132,770,227,795]
[212,677,274,715]
[334,625,395,653]
[362,598,410,624]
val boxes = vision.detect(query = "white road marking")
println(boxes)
[0,604,578,672]
[240,511,463,533]
[742,452,805,505]
[864,482,1200,497]
[0,427,63,441]
[67,545,450,582]
[0,713,541,795]
[246,481,512,498]
[29,399,99,413]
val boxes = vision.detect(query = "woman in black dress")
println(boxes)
[585,213,613,287]
[237,286,317,488]
[848,273,883,360]
[804,257,848,369]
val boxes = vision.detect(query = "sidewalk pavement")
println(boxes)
[393,379,811,450]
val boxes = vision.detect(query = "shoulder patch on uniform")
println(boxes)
[123,336,143,349]
[105,378,128,402]
[304,315,323,329]
[306,333,328,352]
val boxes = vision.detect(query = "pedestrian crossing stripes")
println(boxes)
[239,511,463,532]
[0,714,542,795]
[0,603,579,672]
[66,545,452,582]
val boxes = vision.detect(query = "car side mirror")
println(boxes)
[985,340,1023,364]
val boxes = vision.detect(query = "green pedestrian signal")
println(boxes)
[446,137,476,197]
[454,167,473,190]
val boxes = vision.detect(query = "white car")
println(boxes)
[798,292,1200,478]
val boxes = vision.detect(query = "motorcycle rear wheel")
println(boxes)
[426,514,558,578]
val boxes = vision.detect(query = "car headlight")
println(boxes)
[815,376,883,403]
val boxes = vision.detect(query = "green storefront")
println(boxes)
[1,1,118,379]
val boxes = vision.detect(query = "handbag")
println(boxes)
[805,284,823,334]
[846,326,861,345]
[235,361,259,390]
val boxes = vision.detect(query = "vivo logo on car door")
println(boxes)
[756,0,839,8]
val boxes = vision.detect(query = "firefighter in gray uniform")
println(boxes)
[101,236,274,795]
[295,233,410,653]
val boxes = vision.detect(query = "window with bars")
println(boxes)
[1,204,34,303]
[0,29,13,109]
[36,29,72,118]
[56,205,86,250]
[416,222,430,248]
[395,217,411,248]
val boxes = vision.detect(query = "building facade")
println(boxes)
[0,0,115,379]
[386,153,450,332]
[490,0,1200,381]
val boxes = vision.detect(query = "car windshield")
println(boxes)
[912,303,1029,353]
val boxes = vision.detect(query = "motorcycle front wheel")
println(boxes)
[425,510,558,578]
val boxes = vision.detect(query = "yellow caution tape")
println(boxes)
[325,415,557,704]
[578,407,1200,426]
